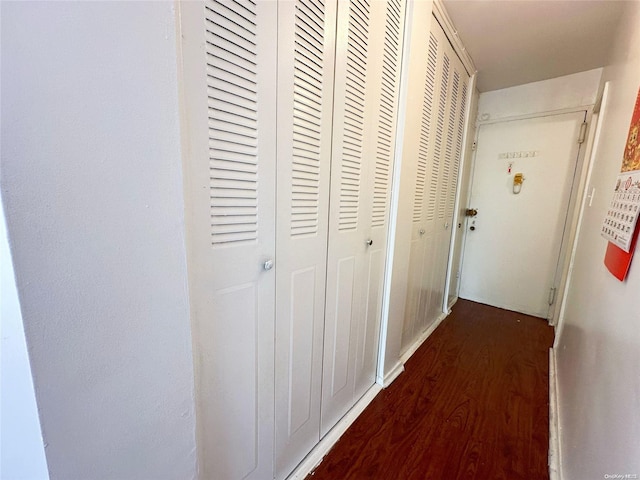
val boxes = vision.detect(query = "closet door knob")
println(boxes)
[419,229,426,235]
[263,259,274,271]
[365,239,373,247]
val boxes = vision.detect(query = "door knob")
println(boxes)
[263,259,274,271]
[465,208,478,217]
[419,229,425,235]
[365,239,373,246]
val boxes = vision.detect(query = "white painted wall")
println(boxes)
[478,68,602,122]
[555,3,640,478]
[1,199,49,479]
[1,2,197,479]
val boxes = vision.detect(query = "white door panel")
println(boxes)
[459,111,585,318]
[401,235,425,346]
[354,245,383,398]
[275,0,337,477]
[179,1,277,478]
[321,0,369,435]
[322,0,406,436]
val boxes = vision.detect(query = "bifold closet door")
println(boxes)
[401,16,469,352]
[321,0,406,435]
[424,18,469,324]
[274,0,337,478]
[179,1,277,479]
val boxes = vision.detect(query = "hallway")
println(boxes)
[308,300,554,479]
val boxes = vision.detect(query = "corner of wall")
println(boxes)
[0,196,50,480]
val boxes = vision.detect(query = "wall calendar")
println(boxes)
[601,171,640,252]
[603,86,640,280]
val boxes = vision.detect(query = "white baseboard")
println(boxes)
[286,383,383,480]
[549,348,562,480]
[377,360,404,387]
[400,312,448,365]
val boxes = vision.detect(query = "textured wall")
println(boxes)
[556,3,640,479]
[1,2,197,478]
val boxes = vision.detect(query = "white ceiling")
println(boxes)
[442,0,628,92]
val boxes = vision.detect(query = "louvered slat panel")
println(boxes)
[444,70,460,218]
[372,0,401,228]
[435,53,450,220]
[339,0,370,231]
[449,78,468,215]
[206,0,259,246]
[291,0,325,237]
[420,34,438,222]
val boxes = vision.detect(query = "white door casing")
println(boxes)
[274,0,337,478]
[321,0,406,436]
[178,1,277,479]
[459,111,586,318]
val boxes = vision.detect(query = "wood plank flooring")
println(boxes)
[307,299,555,480]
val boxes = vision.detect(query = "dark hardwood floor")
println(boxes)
[307,299,555,480]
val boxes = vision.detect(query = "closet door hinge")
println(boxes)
[578,122,588,144]
[548,287,557,306]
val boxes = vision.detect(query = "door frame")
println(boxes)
[555,82,609,343]
[457,106,595,325]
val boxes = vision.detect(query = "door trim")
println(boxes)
[477,105,594,126]
[555,82,610,343]
[432,0,476,76]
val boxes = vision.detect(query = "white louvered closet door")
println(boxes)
[179,2,277,479]
[401,15,469,352]
[274,0,337,478]
[427,17,469,323]
[321,0,406,435]
[401,26,441,348]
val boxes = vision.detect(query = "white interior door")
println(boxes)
[321,0,406,436]
[401,16,469,352]
[274,0,337,478]
[459,111,586,318]
[178,1,277,479]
